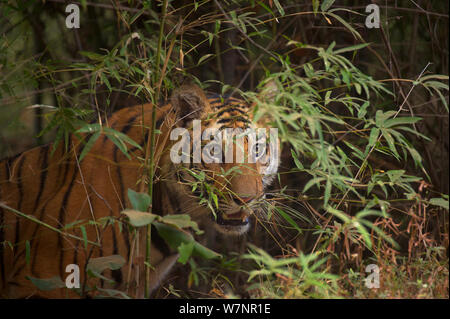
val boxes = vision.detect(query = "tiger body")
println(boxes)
[0,85,279,298]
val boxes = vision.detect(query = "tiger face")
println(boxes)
[159,85,279,236]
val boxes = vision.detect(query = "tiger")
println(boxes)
[0,84,279,298]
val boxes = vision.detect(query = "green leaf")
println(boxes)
[324,179,331,206]
[197,54,214,66]
[384,117,422,128]
[211,192,219,209]
[334,43,370,54]
[321,0,335,12]
[26,276,66,291]
[354,83,362,95]
[127,188,151,212]
[312,0,319,13]
[100,72,112,92]
[386,170,405,183]
[326,206,351,223]
[429,198,449,210]
[80,51,105,61]
[367,127,379,150]
[381,129,399,157]
[105,135,130,159]
[79,131,101,162]
[214,20,221,34]
[406,147,423,167]
[153,222,221,260]
[272,0,285,15]
[208,32,213,46]
[324,90,332,105]
[375,110,396,127]
[327,10,363,40]
[159,214,203,235]
[352,220,372,249]
[104,127,143,150]
[95,287,131,299]
[177,241,195,265]
[86,255,126,278]
[76,123,101,133]
[273,206,302,235]
[80,225,88,249]
[358,100,370,119]
[122,209,157,227]
[291,149,304,169]
[303,177,326,193]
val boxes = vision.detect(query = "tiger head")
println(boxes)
[158,85,279,236]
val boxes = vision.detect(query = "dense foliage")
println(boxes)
[0,0,448,298]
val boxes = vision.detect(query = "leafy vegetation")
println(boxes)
[0,0,448,298]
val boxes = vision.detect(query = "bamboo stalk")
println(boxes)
[144,0,169,299]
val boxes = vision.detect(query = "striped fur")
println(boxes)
[0,85,278,298]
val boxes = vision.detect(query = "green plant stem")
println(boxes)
[0,202,100,247]
[145,0,169,299]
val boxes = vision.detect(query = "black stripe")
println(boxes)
[121,222,131,262]
[217,116,251,125]
[126,146,140,155]
[167,183,183,214]
[214,98,242,109]
[99,231,104,289]
[4,157,16,181]
[113,147,131,262]
[207,96,222,103]
[216,107,246,118]
[57,164,78,279]
[32,146,49,212]
[73,238,79,272]
[121,114,139,135]
[126,130,150,160]
[155,118,164,130]
[110,226,123,286]
[217,118,233,124]
[30,201,49,276]
[111,224,118,255]
[3,153,21,178]
[143,130,149,150]
[14,156,26,246]
[30,142,73,275]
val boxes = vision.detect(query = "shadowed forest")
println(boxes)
[0,0,448,298]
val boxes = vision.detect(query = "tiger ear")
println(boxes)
[171,84,211,125]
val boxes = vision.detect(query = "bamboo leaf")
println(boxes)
[127,188,151,212]
[26,276,66,291]
[429,198,449,210]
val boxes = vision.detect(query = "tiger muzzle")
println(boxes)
[216,209,250,226]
